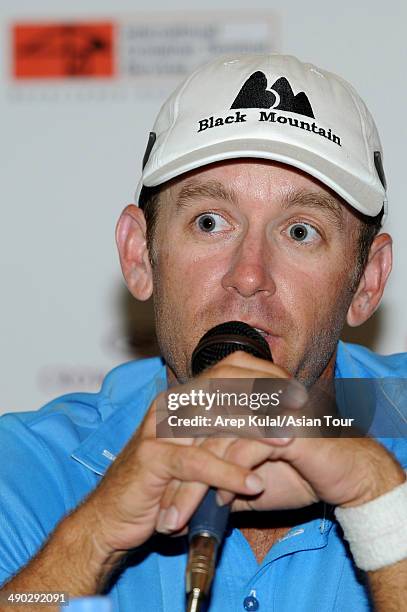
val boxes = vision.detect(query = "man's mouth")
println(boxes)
[253,327,268,338]
[208,320,275,342]
[201,319,278,359]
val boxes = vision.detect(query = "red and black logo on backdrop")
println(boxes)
[12,21,115,79]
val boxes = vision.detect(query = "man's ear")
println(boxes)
[115,204,153,301]
[346,233,392,327]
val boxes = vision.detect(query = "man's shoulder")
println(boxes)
[337,341,407,465]
[0,357,165,587]
[337,340,407,378]
[2,357,166,429]
[0,356,167,471]
[0,356,168,556]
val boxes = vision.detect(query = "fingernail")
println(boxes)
[269,436,292,444]
[284,383,308,408]
[156,506,179,533]
[245,474,264,493]
[216,491,228,506]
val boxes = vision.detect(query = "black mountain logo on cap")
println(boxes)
[231,71,314,119]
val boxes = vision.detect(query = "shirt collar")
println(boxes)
[71,357,167,475]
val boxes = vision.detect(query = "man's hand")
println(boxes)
[232,436,405,509]
[157,352,405,532]
[161,436,405,530]
[1,351,292,605]
[82,351,295,558]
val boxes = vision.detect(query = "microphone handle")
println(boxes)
[189,487,230,542]
[186,321,272,610]
[186,489,229,611]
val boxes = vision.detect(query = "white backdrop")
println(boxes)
[1,0,406,413]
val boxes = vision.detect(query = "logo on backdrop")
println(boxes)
[231,71,314,118]
[12,22,114,79]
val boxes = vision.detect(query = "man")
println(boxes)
[0,54,406,611]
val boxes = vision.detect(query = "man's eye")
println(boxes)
[195,213,229,233]
[288,222,318,243]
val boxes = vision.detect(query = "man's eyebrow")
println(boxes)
[282,188,345,229]
[175,180,237,209]
[175,179,345,228]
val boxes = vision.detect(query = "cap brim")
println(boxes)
[136,137,386,219]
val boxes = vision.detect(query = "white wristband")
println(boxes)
[334,477,407,571]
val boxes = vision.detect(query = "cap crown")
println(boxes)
[138,54,386,219]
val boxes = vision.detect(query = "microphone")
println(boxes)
[186,321,273,611]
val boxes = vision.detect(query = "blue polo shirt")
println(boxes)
[0,341,406,611]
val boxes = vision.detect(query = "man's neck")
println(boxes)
[231,504,326,564]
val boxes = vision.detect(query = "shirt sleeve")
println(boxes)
[0,414,72,586]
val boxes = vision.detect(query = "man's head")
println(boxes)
[116,54,392,385]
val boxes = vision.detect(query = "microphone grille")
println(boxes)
[191,321,272,376]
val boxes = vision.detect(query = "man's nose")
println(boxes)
[221,235,276,298]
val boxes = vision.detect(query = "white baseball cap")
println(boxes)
[135,54,387,221]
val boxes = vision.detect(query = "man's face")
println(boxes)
[150,160,361,385]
